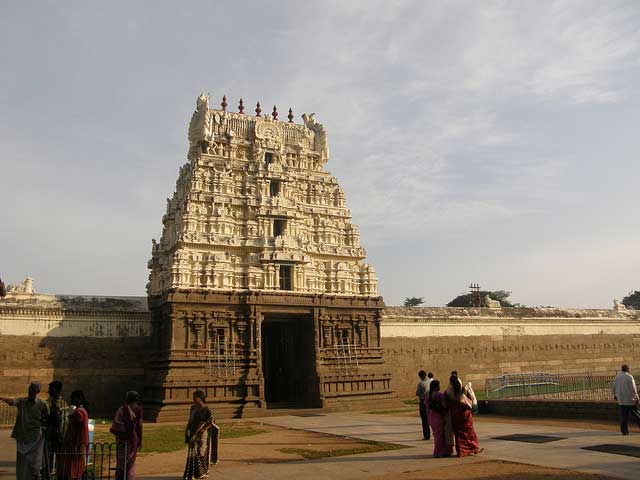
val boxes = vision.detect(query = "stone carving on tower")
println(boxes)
[145,94,393,421]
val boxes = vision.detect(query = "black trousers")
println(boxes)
[619,405,640,434]
[419,400,430,440]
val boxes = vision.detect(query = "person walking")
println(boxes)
[183,390,219,480]
[111,391,143,480]
[1,382,49,480]
[415,371,433,440]
[426,380,453,457]
[448,375,482,457]
[57,391,89,480]
[612,364,640,435]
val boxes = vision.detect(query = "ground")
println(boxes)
[1,411,638,480]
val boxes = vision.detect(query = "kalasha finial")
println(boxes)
[255,101,262,117]
[272,105,278,120]
[288,107,294,123]
[221,95,227,111]
[238,98,244,114]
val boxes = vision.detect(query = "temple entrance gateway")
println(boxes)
[261,316,320,407]
[144,95,395,421]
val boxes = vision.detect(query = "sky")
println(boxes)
[1,0,639,308]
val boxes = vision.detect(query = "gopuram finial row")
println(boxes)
[212,94,295,122]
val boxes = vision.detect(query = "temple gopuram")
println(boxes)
[144,94,393,420]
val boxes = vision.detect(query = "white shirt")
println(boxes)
[612,371,639,405]
[416,378,432,399]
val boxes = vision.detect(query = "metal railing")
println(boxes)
[0,402,17,426]
[44,442,126,480]
[485,372,634,401]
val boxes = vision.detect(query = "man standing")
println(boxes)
[44,381,68,478]
[612,364,640,435]
[416,370,433,440]
[1,382,49,480]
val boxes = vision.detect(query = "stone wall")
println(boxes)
[2,293,639,417]
[0,293,152,416]
[382,306,640,399]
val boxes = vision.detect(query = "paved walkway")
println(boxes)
[2,414,639,480]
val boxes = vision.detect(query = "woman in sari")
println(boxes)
[183,390,218,480]
[1,382,49,480]
[111,391,143,480]
[425,380,453,457]
[57,391,90,480]
[448,375,482,457]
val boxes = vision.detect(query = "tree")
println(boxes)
[404,297,425,307]
[622,291,640,310]
[446,290,519,307]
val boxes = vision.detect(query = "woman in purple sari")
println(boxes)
[111,391,143,480]
[426,380,453,457]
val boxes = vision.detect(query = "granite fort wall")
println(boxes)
[382,306,640,399]
[2,295,639,415]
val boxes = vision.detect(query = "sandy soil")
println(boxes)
[136,422,391,475]
[370,459,618,480]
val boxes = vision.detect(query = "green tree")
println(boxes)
[446,290,519,307]
[622,290,640,310]
[403,297,425,307]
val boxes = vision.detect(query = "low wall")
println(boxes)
[381,306,640,399]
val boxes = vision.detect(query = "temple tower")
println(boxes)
[145,94,393,420]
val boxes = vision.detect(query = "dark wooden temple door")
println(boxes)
[261,316,319,407]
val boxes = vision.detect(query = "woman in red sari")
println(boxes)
[111,391,143,480]
[448,375,482,457]
[426,380,453,457]
[57,391,89,480]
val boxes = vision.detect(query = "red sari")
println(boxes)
[450,400,481,457]
[57,407,89,479]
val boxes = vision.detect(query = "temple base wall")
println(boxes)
[142,290,392,421]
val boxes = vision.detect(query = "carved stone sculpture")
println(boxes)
[613,299,627,312]
[302,113,330,163]
[188,93,213,153]
[6,276,36,294]
[484,295,501,309]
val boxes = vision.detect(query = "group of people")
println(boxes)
[2,382,219,480]
[416,370,483,457]
[1,382,144,480]
[1,382,93,480]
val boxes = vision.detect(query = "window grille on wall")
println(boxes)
[205,327,237,376]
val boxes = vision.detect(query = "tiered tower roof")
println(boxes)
[147,94,378,297]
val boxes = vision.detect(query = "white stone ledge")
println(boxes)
[0,317,152,337]
[380,322,640,338]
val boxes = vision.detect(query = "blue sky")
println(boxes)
[1,1,639,307]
